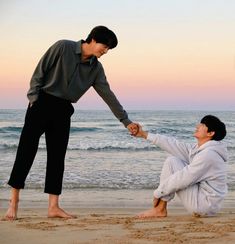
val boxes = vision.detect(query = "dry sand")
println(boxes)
[1,207,235,244]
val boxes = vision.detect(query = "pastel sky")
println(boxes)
[0,0,234,110]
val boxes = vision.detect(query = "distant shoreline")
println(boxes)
[1,108,235,111]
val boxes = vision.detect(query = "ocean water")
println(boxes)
[0,109,235,208]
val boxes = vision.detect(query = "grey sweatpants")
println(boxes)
[156,156,199,214]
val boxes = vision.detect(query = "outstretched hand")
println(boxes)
[127,123,148,139]
[127,123,139,136]
[132,123,148,139]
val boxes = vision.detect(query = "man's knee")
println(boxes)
[164,156,180,165]
[164,156,187,172]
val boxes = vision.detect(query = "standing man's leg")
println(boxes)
[44,102,75,218]
[5,104,45,220]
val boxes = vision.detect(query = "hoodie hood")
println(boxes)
[195,140,228,162]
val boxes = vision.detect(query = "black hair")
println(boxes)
[200,115,226,141]
[85,26,118,49]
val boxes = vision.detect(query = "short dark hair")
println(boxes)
[85,26,118,49]
[201,115,226,141]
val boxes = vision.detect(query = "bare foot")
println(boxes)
[193,213,202,218]
[3,201,18,221]
[137,207,167,219]
[48,206,76,219]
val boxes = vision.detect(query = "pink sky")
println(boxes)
[0,0,234,110]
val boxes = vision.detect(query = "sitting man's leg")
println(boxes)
[176,185,199,215]
[138,156,188,218]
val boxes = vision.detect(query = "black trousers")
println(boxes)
[8,92,74,195]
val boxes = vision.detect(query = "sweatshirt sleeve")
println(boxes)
[153,150,213,198]
[147,133,192,162]
[93,64,132,127]
[27,40,64,103]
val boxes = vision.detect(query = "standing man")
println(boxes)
[5,26,138,219]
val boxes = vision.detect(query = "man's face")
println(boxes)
[193,123,212,140]
[91,39,109,58]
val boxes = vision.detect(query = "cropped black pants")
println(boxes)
[8,92,74,195]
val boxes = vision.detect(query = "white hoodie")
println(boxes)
[147,133,228,215]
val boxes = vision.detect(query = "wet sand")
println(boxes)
[1,207,235,244]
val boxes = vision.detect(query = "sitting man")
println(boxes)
[135,115,227,217]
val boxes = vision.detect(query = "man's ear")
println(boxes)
[91,39,97,44]
[208,131,215,138]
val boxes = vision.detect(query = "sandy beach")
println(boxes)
[1,207,235,244]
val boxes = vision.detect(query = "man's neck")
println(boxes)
[197,138,211,147]
[81,43,93,62]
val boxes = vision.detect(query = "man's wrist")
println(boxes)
[143,131,148,139]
